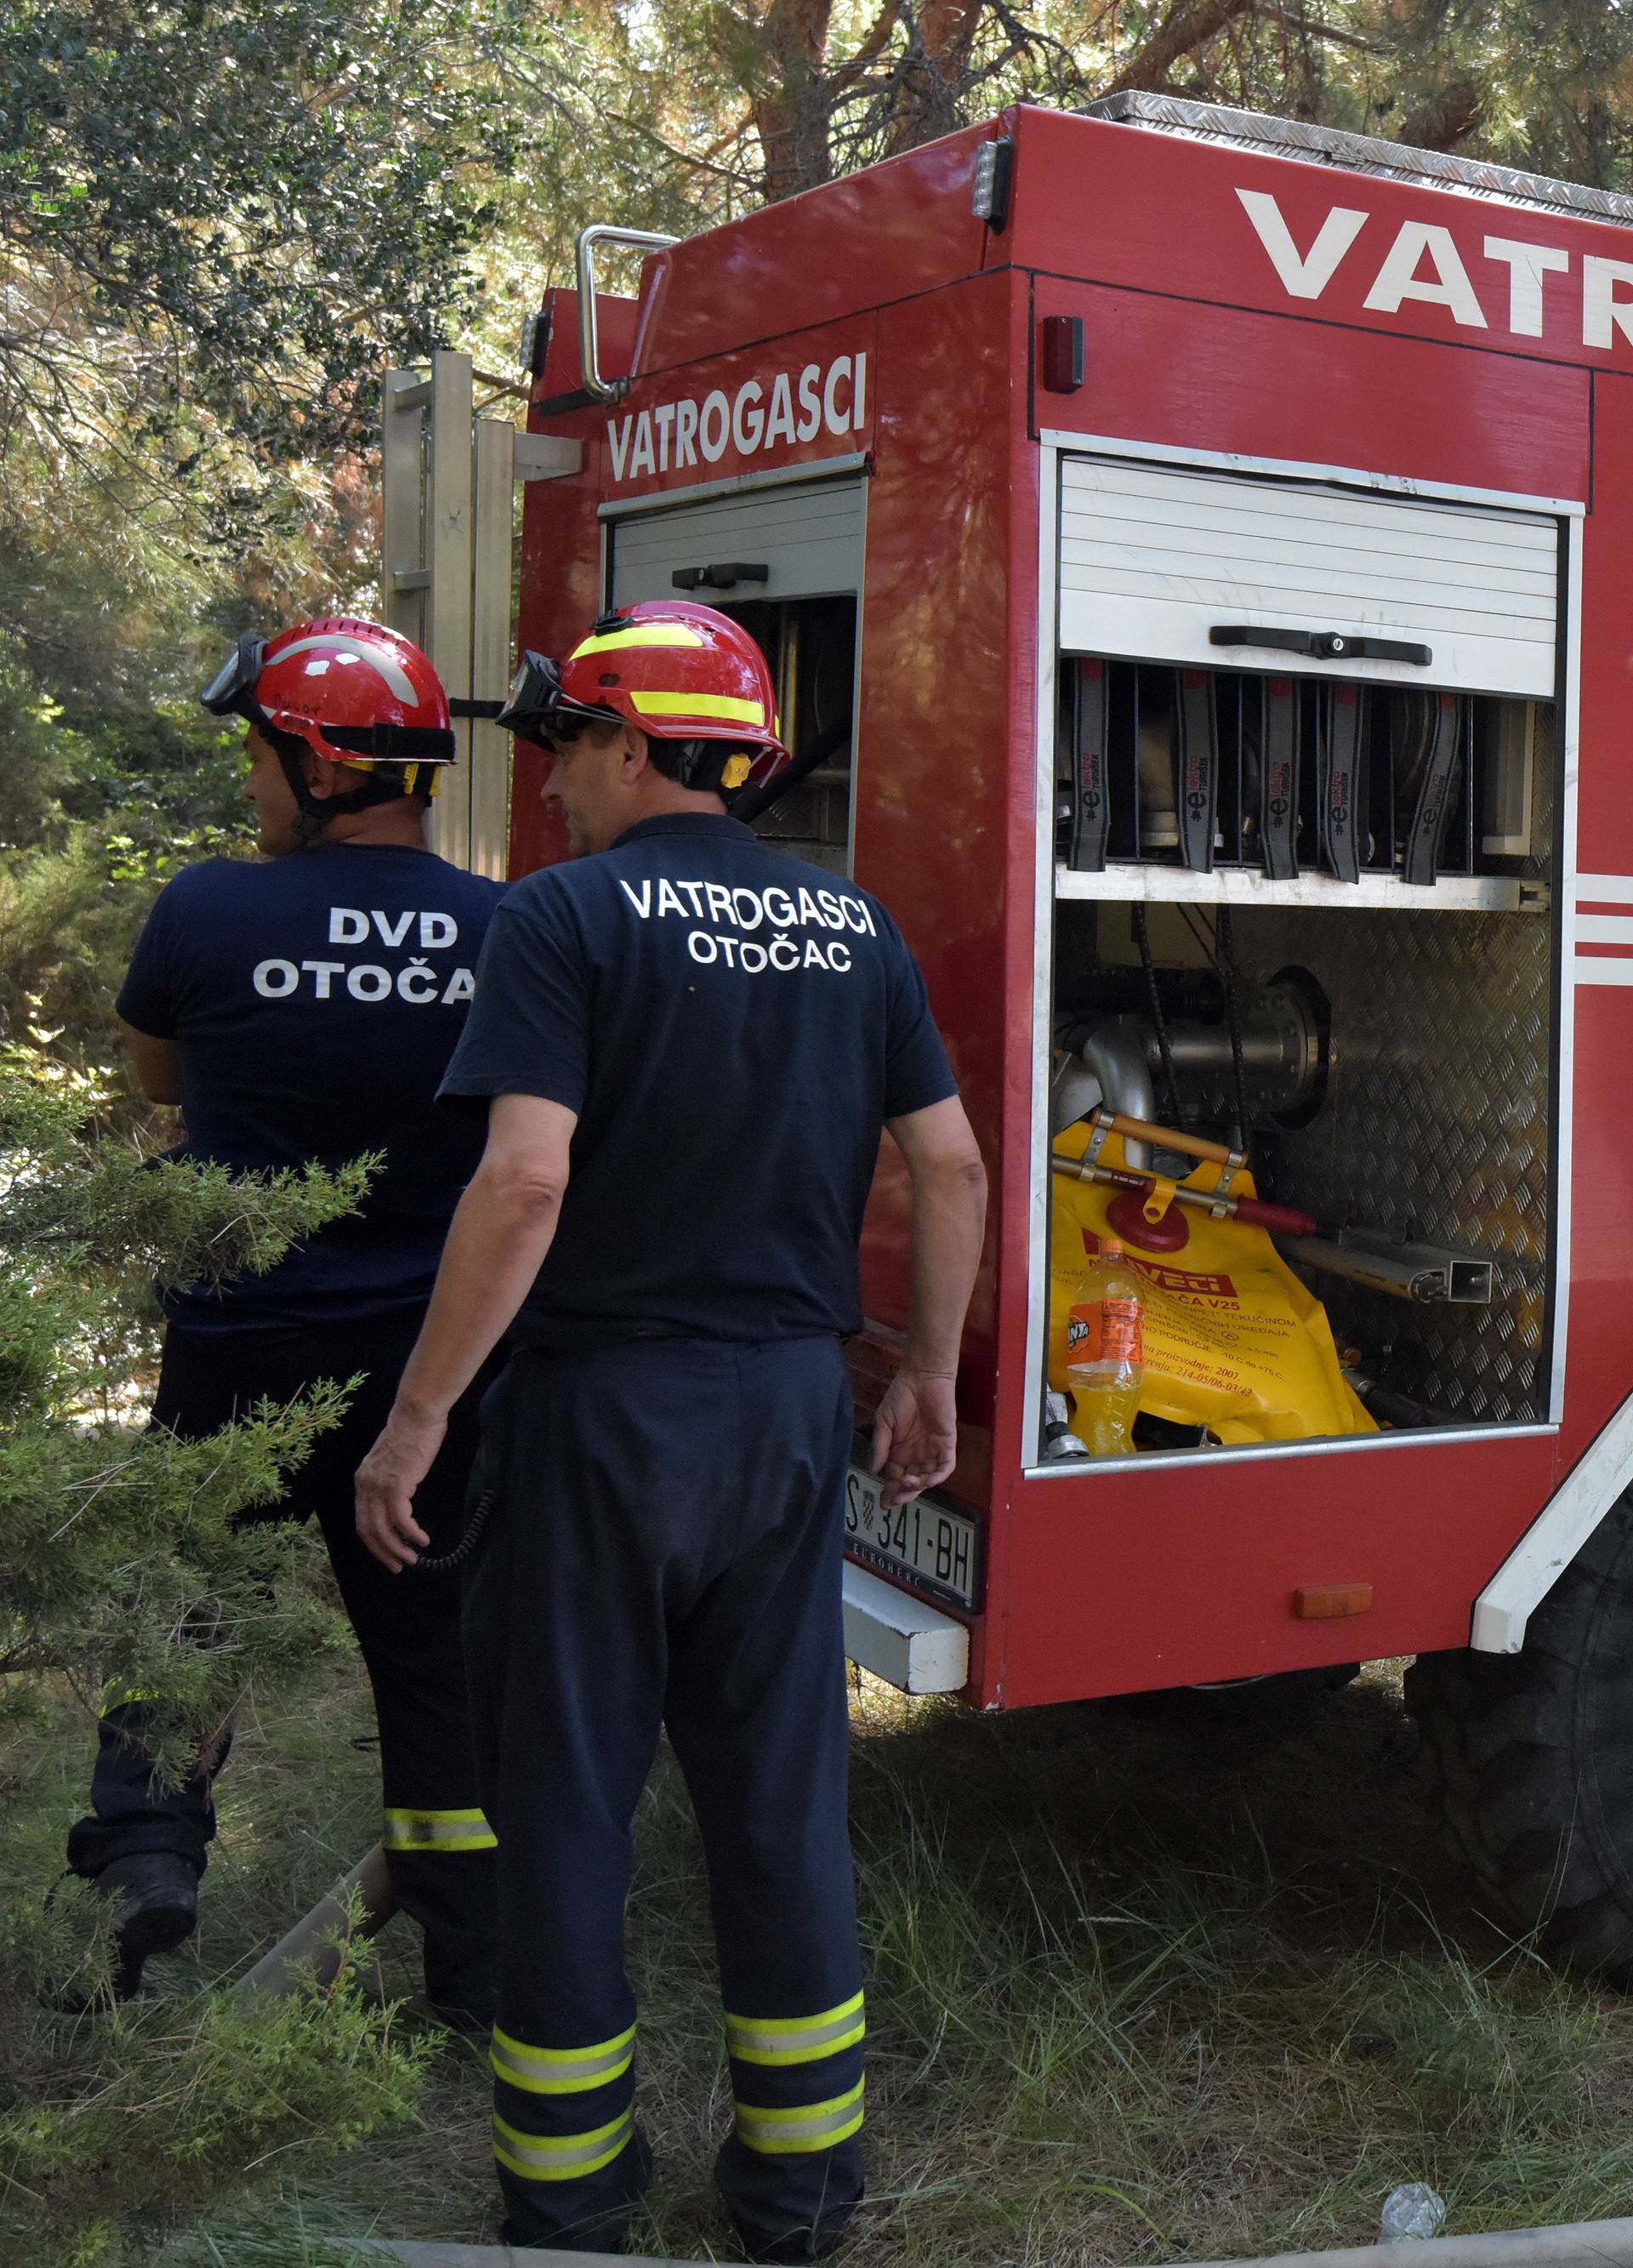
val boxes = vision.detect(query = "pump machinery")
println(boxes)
[380,96,1633,1979]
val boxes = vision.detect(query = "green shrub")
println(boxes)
[0,1046,374,1742]
[0,1935,432,2267]
[0,1038,435,2265]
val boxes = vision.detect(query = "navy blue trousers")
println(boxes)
[66,1314,498,2018]
[463,1336,865,2257]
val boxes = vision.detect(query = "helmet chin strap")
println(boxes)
[276,745,333,845]
[276,744,401,846]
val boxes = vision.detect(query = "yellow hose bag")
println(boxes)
[1049,1124,1375,1447]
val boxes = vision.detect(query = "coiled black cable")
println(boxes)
[410,1488,497,1576]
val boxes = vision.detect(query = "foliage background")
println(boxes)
[5,0,1633,2259]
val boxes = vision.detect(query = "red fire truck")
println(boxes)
[380,94,1633,1976]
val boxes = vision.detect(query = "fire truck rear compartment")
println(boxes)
[1043,446,1561,1454]
[605,470,864,875]
[1046,669,1557,1446]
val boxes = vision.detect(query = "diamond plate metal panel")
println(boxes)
[1083,93,1633,229]
[1232,900,1551,1422]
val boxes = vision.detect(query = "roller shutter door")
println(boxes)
[608,476,865,608]
[1057,457,1558,698]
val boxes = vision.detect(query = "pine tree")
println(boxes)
[0,1045,445,2262]
[0,1040,373,1765]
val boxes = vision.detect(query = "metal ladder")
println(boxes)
[380,351,578,876]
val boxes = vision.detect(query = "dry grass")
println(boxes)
[9,1655,1633,2265]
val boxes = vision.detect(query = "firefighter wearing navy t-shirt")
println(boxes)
[65,618,504,2024]
[355,601,987,2261]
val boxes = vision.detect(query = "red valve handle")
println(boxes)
[1233,1195,1319,1238]
[1051,1148,1320,1239]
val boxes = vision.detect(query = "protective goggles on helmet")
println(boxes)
[201,631,269,725]
[495,650,615,750]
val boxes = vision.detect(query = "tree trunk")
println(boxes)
[885,0,987,153]
[1102,0,1265,95]
[1395,80,1482,152]
[754,0,838,201]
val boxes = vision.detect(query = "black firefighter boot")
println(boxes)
[93,1853,200,1998]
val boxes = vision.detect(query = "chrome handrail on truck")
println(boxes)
[576,225,680,402]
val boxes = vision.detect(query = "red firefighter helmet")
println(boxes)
[550,601,791,793]
[202,617,456,779]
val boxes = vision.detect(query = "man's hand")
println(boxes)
[871,1367,958,1508]
[874,1093,984,1509]
[351,1094,577,1573]
[356,1405,448,1571]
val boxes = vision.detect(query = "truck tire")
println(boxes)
[1406,1493,1633,1980]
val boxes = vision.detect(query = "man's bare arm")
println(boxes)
[355,1091,577,1570]
[873,1094,987,1508]
[122,1019,182,1105]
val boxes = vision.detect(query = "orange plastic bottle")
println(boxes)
[1066,1238,1146,1456]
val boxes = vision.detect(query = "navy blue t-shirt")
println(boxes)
[118,844,505,1331]
[439,812,958,1348]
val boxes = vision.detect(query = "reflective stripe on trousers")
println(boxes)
[464,1337,865,2253]
[491,2021,637,2094]
[383,1804,496,1853]
[735,2078,866,2156]
[724,1989,864,2066]
[493,2106,636,2182]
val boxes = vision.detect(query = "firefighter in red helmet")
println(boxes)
[356,600,987,2258]
[203,616,464,847]
[64,618,504,2024]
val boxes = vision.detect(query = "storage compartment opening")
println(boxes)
[723,594,857,874]
[1040,655,1558,1462]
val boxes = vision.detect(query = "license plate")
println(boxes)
[844,1464,980,1612]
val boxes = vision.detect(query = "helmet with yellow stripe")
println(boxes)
[500,601,791,797]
